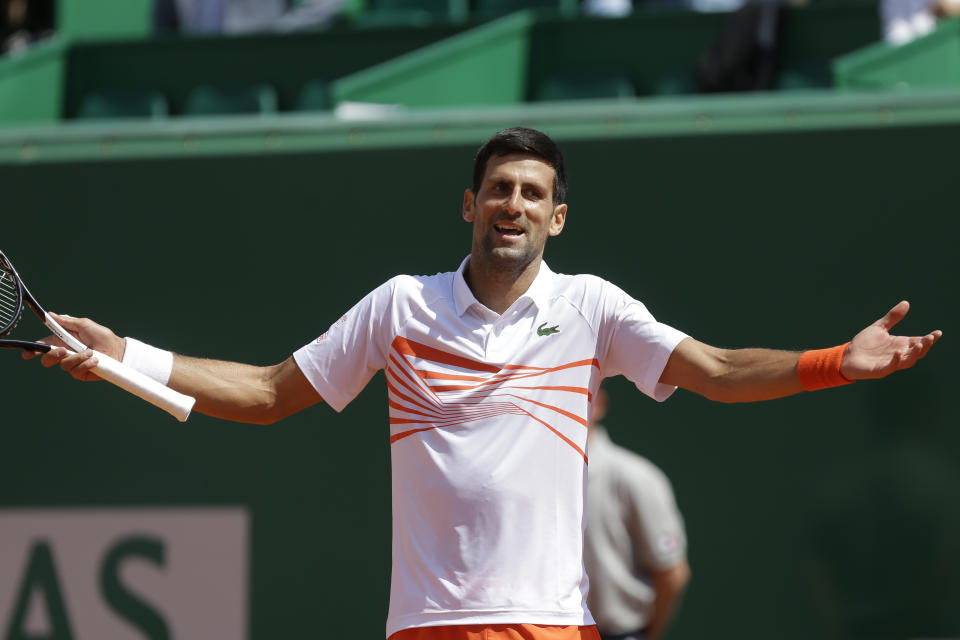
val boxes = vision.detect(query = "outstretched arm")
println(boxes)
[659,301,942,403]
[27,314,323,424]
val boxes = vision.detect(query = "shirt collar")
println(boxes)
[453,255,556,317]
[453,255,476,316]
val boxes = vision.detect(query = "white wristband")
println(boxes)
[122,338,174,386]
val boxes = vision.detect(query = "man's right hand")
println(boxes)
[24,313,323,424]
[23,313,125,382]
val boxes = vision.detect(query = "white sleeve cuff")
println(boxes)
[122,337,174,385]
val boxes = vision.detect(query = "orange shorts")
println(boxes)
[389,624,602,640]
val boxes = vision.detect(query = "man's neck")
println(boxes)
[464,252,542,315]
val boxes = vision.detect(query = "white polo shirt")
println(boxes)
[293,256,688,638]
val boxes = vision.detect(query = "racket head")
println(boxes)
[0,250,26,337]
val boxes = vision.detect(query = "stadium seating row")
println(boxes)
[0,1,886,126]
[74,70,658,120]
[75,82,329,120]
[344,0,578,27]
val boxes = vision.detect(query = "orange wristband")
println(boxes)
[797,343,854,391]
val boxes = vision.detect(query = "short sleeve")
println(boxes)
[293,279,396,412]
[599,284,688,402]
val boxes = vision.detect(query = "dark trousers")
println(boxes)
[599,630,645,640]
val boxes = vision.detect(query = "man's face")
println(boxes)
[462,154,567,268]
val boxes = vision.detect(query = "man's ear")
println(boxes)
[548,203,568,236]
[462,189,476,223]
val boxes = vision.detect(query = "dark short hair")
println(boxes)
[472,127,567,204]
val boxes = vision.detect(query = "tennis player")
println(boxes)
[31,127,941,640]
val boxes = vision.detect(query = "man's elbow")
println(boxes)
[674,561,692,591]
[252,390,305,426]
[667,342,740,403]
[697,379,741,403]
[685,363,741,403]
[696,349,755,403]
[656,561,692,595]
[245,373,291,426]
[233,394,285,426]
[252,404,284,426]
[252,361,323,425]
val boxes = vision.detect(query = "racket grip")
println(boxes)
[90,350,196,422]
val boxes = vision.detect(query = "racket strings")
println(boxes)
[0,268,21,331]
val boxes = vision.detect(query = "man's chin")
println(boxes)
[486,245,534,263]
[489,245,523,258]
[474,236,543,269]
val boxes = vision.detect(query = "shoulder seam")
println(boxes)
[555,292,602,347]
[394,273,454,335]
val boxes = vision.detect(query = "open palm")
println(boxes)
[841,301,942,380]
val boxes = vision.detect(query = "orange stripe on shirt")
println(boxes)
[416,370,489,382]
[516,409,587,462]
[505,385,592,399]
[495,393,587,427]
[389,355,442,405]
[393,336,500,373]
[387,338,592,458]
[426,359,600,393]
[386,377,441,415]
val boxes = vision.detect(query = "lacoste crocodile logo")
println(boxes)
[537,321,561,337]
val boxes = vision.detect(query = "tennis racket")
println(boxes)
[0,249,196,422]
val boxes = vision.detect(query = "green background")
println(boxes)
[2,115,958,639]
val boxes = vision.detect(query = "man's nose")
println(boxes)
[502,187,523,215]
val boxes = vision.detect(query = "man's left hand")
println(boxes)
[840,301,942,381]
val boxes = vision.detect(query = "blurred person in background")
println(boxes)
[883,0,960,45]
[153,0,347,35]
[583,0,749,14]
[583,0,633,17]
[0,0,53,55]
[882,0,936,44]
[696,0,790,92]
[585,387,690,640]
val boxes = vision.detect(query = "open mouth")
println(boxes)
[494,224,524,237]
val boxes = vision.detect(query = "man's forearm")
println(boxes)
[646,562,691,640]
[169,355,320,425]
[700,347,806,403]
[661,339,806,403]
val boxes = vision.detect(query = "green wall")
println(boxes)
[0,39,66,125]
[1,117,958,639]
[57,0,153,40]
[835,17,960,90]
